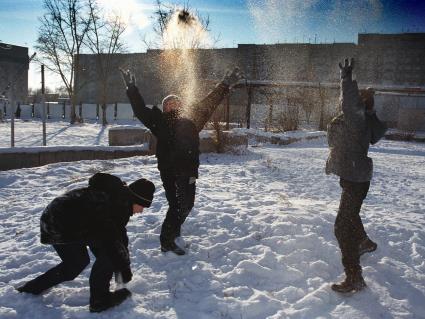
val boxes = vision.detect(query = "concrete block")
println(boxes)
[199,130,248,153]
[39,151,59,165]
[54,150,94,163]
[199,136,217,153]
[108,127,150,146]
[0,152,40,170]
[398,107,425,131]
[222,131,249,151]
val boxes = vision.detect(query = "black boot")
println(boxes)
[161,242,186,256]
[16,273,61,295]
[359,238,377,256]
[331,267,366,293]
[16,282,44,295]
[89,288,132,313]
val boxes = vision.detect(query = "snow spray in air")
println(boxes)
[159,8,212,114]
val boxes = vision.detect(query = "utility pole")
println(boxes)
[10,91,14,147]
[41,64,46,146]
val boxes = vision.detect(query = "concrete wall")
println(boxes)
[74,33,425,130]
[374,92,425,129]
[76,33,425,104]
[357,33,425,85]
[0,148,151,171]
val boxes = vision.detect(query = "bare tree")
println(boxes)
[35,0,91,124]
[85,0,127,125]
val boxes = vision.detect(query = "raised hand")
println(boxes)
[119,68,136,88]
[222,67,245,88]
[338,58,354,81]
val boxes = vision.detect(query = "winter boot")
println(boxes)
[16,283,43,295]
[16,278,53,295]
[331,267,366,293]
[359,238,377,256]
[161,241,186,256]
[89,288,132,313]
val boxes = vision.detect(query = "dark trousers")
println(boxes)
[334,178,370,269]
[160,171,196,245]
[22,242,115,302]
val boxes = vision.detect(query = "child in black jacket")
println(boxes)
[120,67,243,255]
[17,173,155,313]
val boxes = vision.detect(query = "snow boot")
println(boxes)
[16,283,43,295]
[331,267,366,293]
[359,238,377,256]
[161,242,186,256]
[89,288,132,313]
[16,279,51,295]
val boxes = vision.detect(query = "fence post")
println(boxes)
[10,97,15,147]
[16,102,21,118]
[225,94,230,130]
[246,86,252,129]
[41,64,47,146]
[114,102,117,120]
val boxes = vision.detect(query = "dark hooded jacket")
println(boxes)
[126,83,229,178]
[40,173,133,271]
[326,79,387,182]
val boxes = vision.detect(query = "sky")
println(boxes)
[0,0,424,89]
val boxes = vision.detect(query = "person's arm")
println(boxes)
[190,67,244,132]
[120,68,160,132]
[339,58,364,126]
[95,213,133,282]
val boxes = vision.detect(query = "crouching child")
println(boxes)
[17,173,155,313]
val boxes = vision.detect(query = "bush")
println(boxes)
[276,106,299,132]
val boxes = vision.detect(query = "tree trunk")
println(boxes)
[102,103,108,126]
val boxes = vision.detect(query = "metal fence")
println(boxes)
[1,101,140,121]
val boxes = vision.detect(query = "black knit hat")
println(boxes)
[128,178,155,207]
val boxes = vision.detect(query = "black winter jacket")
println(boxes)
[40,173,133,271]
[126,82,230,177]
[126,85,200,177]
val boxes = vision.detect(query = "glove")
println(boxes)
[338,58,354,81]
[119,68,136,88]
[221,67,244,87]
[115,267,133,284]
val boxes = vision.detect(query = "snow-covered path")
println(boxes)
[0,138,424,318]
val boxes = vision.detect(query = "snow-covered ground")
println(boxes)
[0,119,142,148]
[0,120,326,149]
[1,133,424,318]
